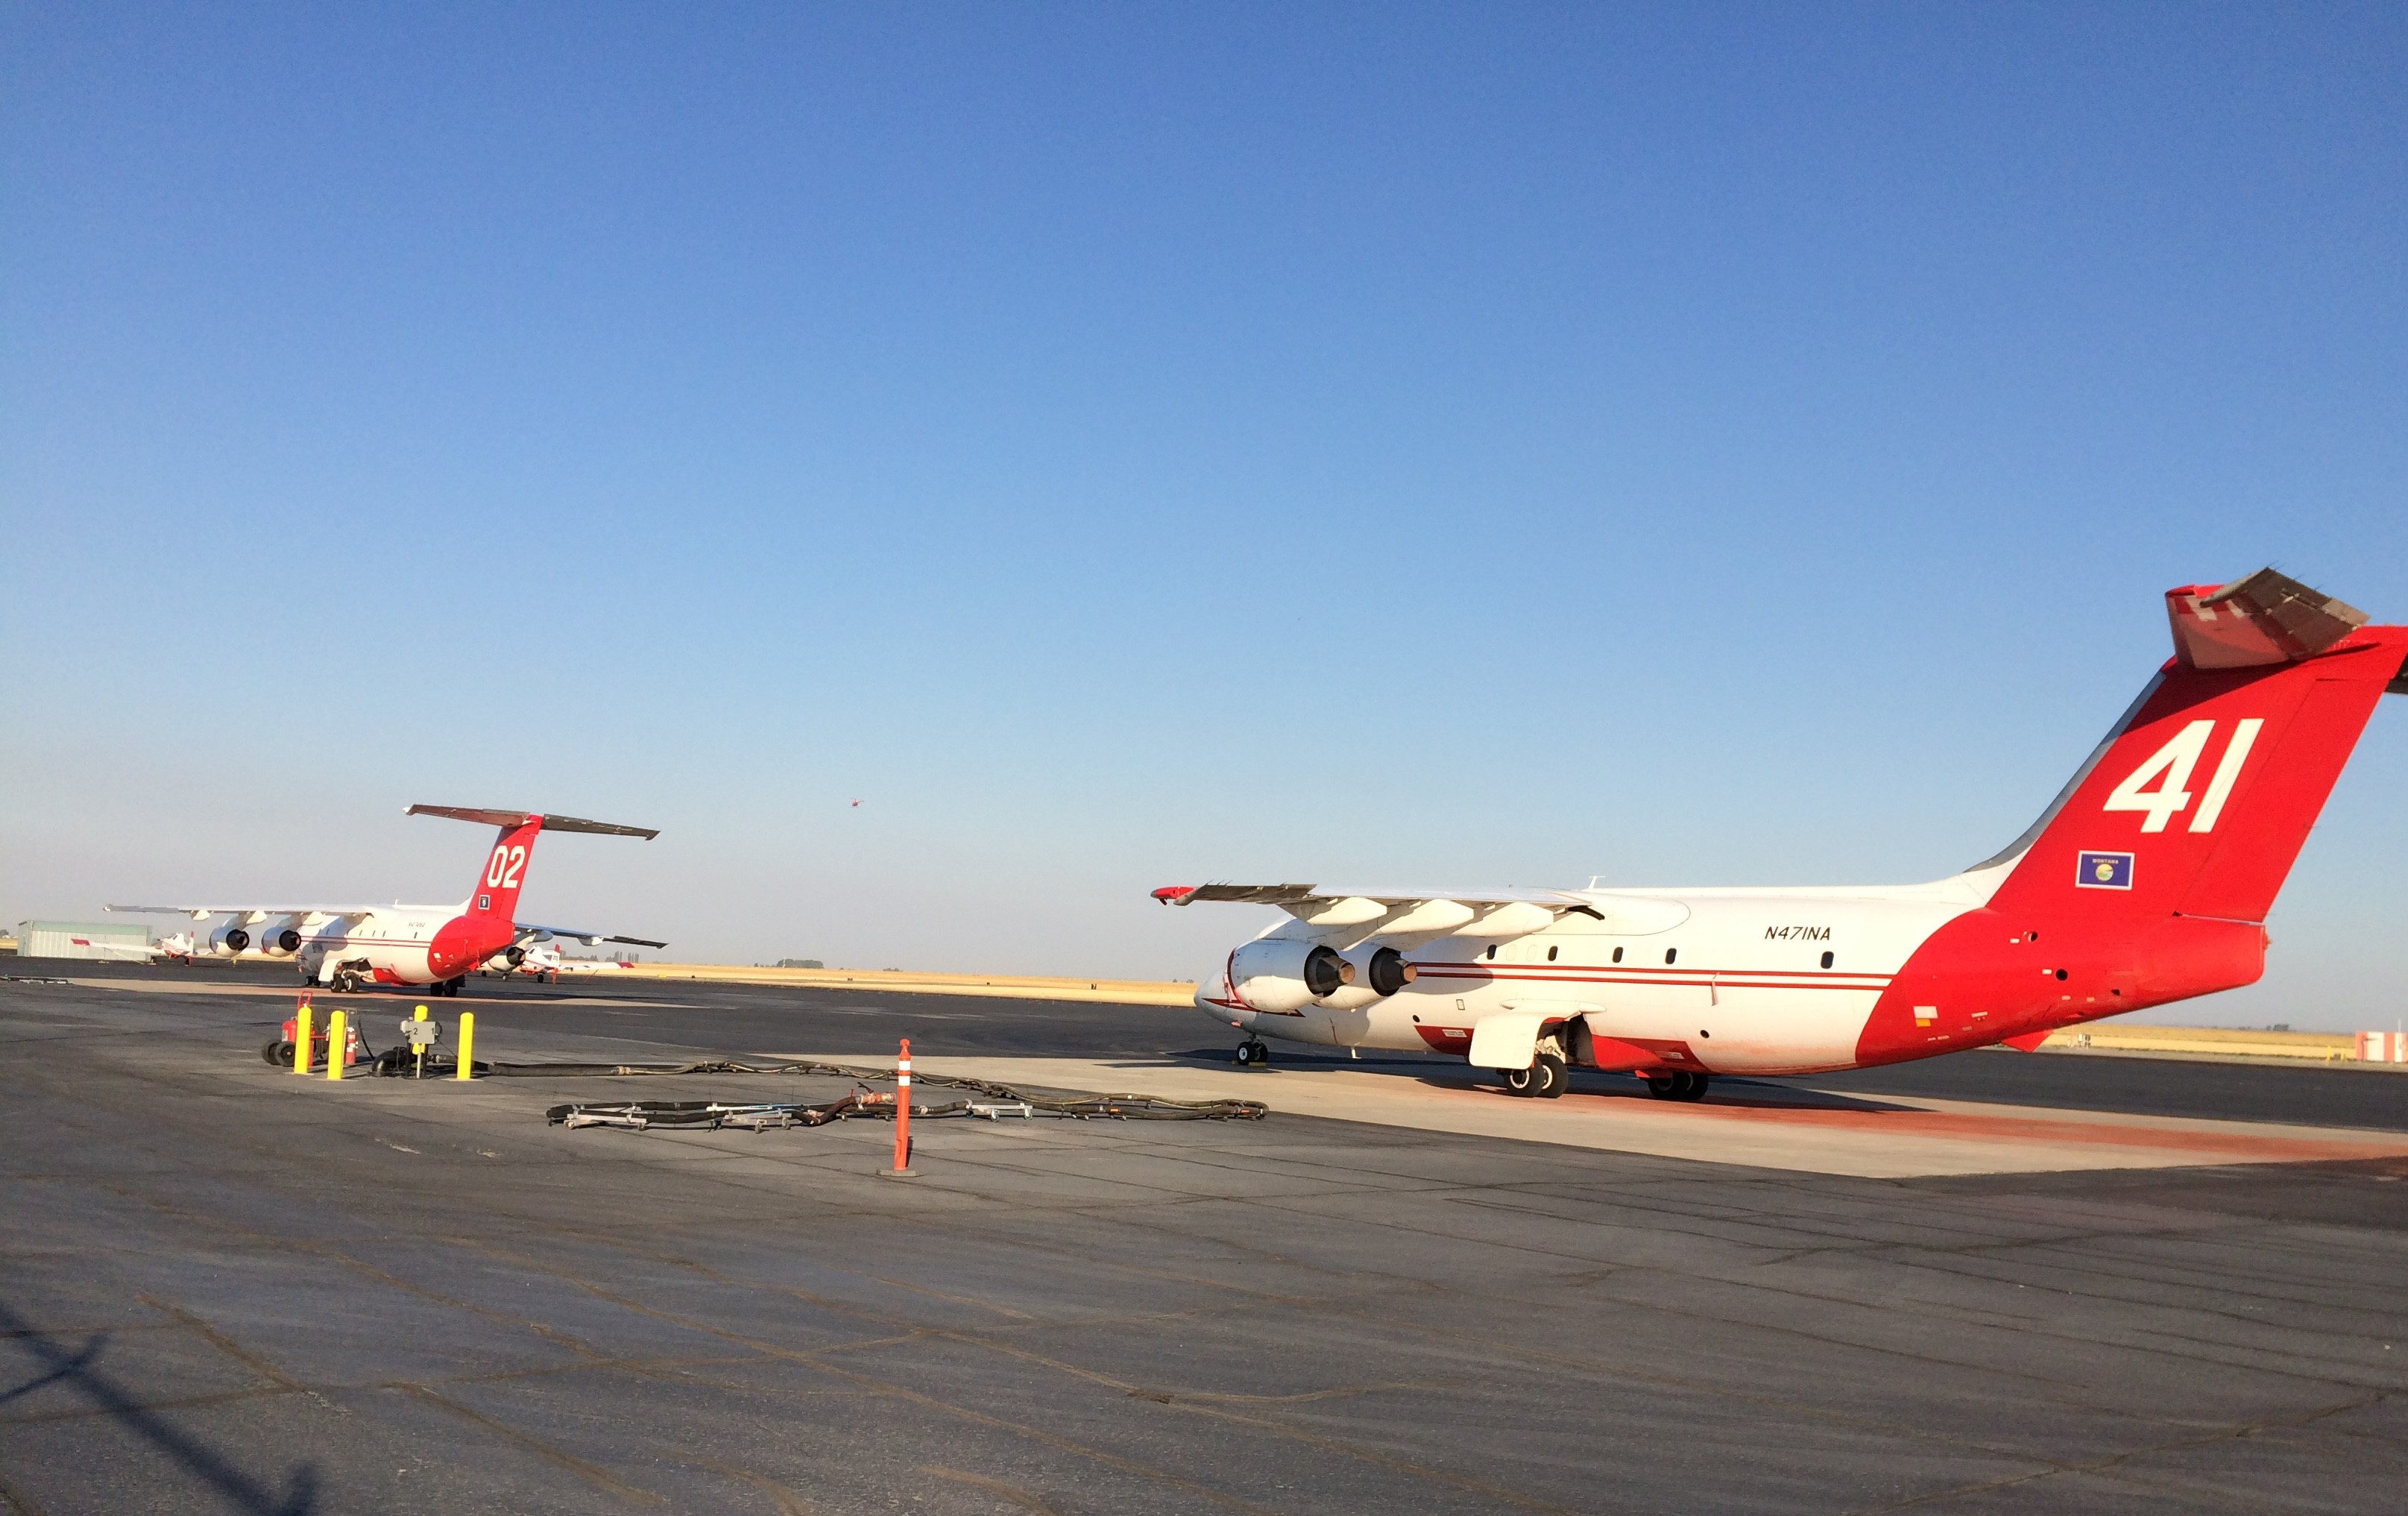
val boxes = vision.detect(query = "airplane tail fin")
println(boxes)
[406,806,658,925]
[1982,570,2406,928]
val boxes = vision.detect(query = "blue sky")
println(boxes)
[4,4,2404,1027]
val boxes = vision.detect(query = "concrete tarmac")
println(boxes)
[5,964,2407,1513]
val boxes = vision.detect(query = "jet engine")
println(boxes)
[1229,939,1354,1013]
[260,924,303,956]
[1317,944,1419,1009]
[209,925,251,956]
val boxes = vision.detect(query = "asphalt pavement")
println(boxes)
[4,962,2405,1514]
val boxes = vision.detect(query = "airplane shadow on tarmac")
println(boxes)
[1164,1049,1916,1114]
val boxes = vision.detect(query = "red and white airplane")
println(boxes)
[1157,570,2407,1100]
[110,805,665,996]
[479,936,568,983]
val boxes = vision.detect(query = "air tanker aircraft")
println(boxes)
[1158,570,2407,1101]
[110,805,665,996]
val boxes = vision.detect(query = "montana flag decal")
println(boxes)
[2076,851,2134,890]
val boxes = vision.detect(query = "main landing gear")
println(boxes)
[1234,1040,1269,1066]
[1645,1070,1711,1102]
[1501,1052,1568,1099]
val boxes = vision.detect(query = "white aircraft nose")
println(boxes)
[1191,962,1251,1029]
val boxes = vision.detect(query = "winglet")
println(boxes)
[407,805,659,840]
[2166,568,2370,670]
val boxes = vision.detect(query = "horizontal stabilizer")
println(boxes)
[2166,568,2369,670]
[407,805,659,840]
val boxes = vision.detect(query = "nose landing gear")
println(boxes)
[1643,1070,1711,1101]
[1234,1040,1269,1066]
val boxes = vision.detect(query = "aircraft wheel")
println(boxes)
[1243,1041,1269,1066]
[1680,1073,1712,1103]
[1531,1053,1568,1099]
[1644,1073,1681,1100]
[1501,1066,1534,1096]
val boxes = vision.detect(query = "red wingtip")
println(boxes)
[1152,885,1197,905]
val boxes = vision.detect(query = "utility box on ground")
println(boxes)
[16,921,152,961]
[2357,1031,2407,1063]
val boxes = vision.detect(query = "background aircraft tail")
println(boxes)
[406,805,659,925]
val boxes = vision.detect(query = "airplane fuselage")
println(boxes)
[290,907,512,988]
[1198,869,2254,1077]
[1182,574,2406,1090]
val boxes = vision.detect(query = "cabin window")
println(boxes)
[1546,946,1558,961]
[1665,948,1677,965]
[1611,946,1623,963]
[1820,951,1834,969]
[1484,944,1495,960]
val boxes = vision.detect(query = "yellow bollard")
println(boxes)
[456,1012,474,1080]
[326,1010,347,1081]
[293,1002,314,1075]
[414,1004,429,1021]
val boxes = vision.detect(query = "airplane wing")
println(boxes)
[107,905,382,920]
[515,925,669,949]
[1151,883,1607,937]
[1150,883,1689,938]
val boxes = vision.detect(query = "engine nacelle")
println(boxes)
[1317,944,1420,1008]
[209,926,250,956]
[259,924,303,956]
[1229,939,1354,1013]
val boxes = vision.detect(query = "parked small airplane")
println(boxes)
[1158,570,2407,1100]
[110,805,665,996]
[480,936,571,983]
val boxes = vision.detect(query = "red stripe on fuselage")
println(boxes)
[1408,964,1891,992]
